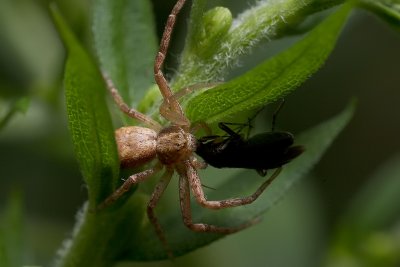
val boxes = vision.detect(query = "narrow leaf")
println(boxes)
[325,154,400,267]
[345,154,400,234]
[51,7,141,267]
[174,0,348,89]
[0,191,25,267]
[359,0,400,30]
[54,200,146,267]
[185,3,353,124]
[125,101,355,260]
[307,0,346,13]
[51,5,119,205]
[92,0,158,105]
[0,97,30,130]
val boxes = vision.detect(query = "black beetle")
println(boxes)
[195,108,304,176]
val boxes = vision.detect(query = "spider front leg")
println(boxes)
[97,165,161,210]
[178,164,260,233]
[154,0,186,99]
[154,0,189,126]
[103,72,162,131]
[185,161,282,209]
[159,83,219,129]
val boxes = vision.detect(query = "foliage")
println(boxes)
[47,0,400,265]
[1,0,399,266]
[0,97,29,130]
[325,155,400,267]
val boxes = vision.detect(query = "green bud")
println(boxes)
[195,6,232,59]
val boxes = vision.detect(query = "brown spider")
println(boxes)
[99,0,282,258]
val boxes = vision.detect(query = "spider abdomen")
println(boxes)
[115,126,157,168]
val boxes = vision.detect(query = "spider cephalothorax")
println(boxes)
[156,125,197,165]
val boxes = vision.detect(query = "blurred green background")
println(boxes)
[1,0,400,266]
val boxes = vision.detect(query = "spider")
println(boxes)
[99,0,294,258]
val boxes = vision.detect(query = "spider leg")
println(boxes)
[147,168,174,259]
[163,82,220,104]
[159,83,219,128]
[190,156,208,170]
[178,167,260,233]
[154,0,189,126]
[103,72,162,131]
[190,121,212,135]
[97,165,161,210]
[154,0,186,100]
[186,161,282,210]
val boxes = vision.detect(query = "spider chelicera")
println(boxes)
[98,0,301,258]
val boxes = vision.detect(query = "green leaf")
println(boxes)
[52,0,359,264]
[174,0,348,89]
[92,0,158,105]
[185,3,353,124]
[345,154,400,235]
[307,0,346,13]
[121,101,355,261]
[358,0,400,30]
[0,97,30,131]
[51,6,142,267]
[0,0,62,86]
[50,5,119,206]
[325,154,400,267]
[54,199,146,267]
[0,191,25,267]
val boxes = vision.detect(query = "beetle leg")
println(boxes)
[218,122,242,137]
[271,99,285,132]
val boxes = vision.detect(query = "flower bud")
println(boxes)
[195,7,232,58]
